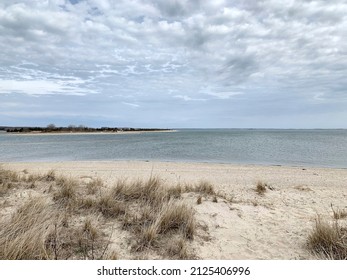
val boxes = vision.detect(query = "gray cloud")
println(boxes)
[0,0,346,128]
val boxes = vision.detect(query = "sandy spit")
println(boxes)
[3,161,347,259]
[4,130,176,136]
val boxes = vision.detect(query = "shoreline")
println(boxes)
[2,160,347,259]
[2,159,345,170]
[2,130,176,136]
[4,160,346,181]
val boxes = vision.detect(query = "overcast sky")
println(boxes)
[0,0,346,128]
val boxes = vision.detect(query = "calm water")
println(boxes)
[0,129,346,168]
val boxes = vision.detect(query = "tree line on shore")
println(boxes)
[1,124,170,133]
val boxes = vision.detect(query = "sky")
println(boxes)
[0,0,346,128]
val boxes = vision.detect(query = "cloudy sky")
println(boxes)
[0,0,346,128]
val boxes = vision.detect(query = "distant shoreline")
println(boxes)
[0,125,175,134]
[4,129,176,136]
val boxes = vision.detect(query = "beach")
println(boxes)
[3,130,176,136]
[3,161,347,259]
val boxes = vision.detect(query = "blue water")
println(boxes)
[0,129,346,168]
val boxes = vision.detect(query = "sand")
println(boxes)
[3,161,347,259]
[4,130,176,136]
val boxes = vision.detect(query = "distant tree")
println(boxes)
[78,125,86,131]
[68,125,76,131]
[46,124,56,132]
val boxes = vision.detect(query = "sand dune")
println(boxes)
[3,161,347,259]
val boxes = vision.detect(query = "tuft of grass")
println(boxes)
[307,217,347,260]
[53,177,77,204]
[42,170,56,182]
[78,197,97,210]
[0,182,11,196]
[132,199,196,252]
[77,219,100,259]
[111,177,169,205]
[193,181,215,195]
[45,216,108,260]
[86,178,103,195]
[0,198,53,259]
[0,167,20,184]
[82,219,98,240]
[196,196,202,205]
[25,173,40,183]
[167,184,183,199]
[0,167,20,196]
[255,181,267,195]
[97,194,126,218]
[167,236,191,259]
[331,204,347,220]
[156,200,195,239]
[334,210,347,220]
[137,222,159,249]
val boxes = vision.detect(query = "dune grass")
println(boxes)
[156,200,195,238]
[4,165,346,260]
[186,180,215,195]
[331,204,347,220]
[255,181,267,195]
[0,198,53,259]
[53,177,78,204]
[333,210,347,220]
[307,217,347,260]
[0,167,20,196]
[0,194,110,260]
[86,178,103,195]
[0,166,202,259]
[108,177,196,255]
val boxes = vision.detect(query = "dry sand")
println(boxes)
[3,161,347,259]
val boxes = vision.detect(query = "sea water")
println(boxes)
[0,129,346,168]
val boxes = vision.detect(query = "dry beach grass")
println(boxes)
[1,161,347,259]
[0,165,222,259]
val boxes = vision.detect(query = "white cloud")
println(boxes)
[174,95,206,101]
[0,80,93,96]
[122,102,140,108]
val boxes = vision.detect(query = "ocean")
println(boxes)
[0,129,346,168]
